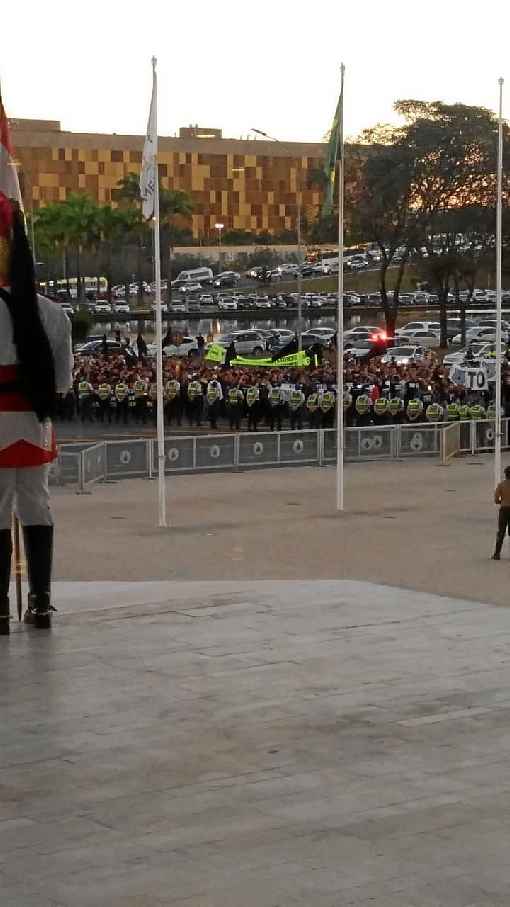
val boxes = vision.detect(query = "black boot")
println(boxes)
[0,529,12,635]
[22,525,53,629]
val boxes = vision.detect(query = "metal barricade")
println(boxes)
[80,442,106,489]
[398,423,441,457]
[459,420,473,454]
[55,451,81,486]
[475,420,496,452]
[150,437,195,473]
[106,439,150,479]
[238,432,279,468]
[278,430,320,465]
[195,434,237,470]
[356,425,395,460]
[57,418,510,491]
[441,422,461,465]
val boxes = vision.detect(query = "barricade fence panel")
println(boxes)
[441,422,461,465]
[58,419,510,487]
[356,426,395,460]
[155,437,195,473]
[278,430,320,465]
[238,432,279,467]
[398,423,441,457]
[81,443,106,487]
[195,435,237,470]
[106,439,150,479]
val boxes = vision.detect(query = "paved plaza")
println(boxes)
[2,458,510,905]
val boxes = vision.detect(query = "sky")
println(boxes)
[2,0,509,144]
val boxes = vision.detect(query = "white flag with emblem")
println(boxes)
[140,66,157,220]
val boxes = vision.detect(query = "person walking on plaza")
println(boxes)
[0,196,73,632]
[492,466,510,560]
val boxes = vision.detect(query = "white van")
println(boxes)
[176,267,213,285]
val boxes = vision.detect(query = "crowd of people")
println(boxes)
[62,338,510,432]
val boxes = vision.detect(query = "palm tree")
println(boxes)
[159,187,193,304]
[116,173,151,301]
[58,194,101,300]
[33,203,70,294]
[97,205,134,302]
[116,172,193,303]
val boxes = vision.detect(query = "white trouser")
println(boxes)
[0,466,53,529]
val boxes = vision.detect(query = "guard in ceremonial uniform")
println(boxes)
[0,196,73,632]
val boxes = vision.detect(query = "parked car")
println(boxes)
[76,340,122,356]
[343,341,375,360]
[443,341,506,368]
[169,301,186,314]
[452,327,506,344]
[381,346,426,365]
[151,302,169,314]
[300,330,334,349]
[162,336,199,358]
[93,302,112,314]
[212,330,267,357]
[344,325,382,341]
[266,329,296,352]
[396,329,439,349]
[113,302,130,314]
[213,271,240,288]
[396,321,440,336]
[218,298,238,311]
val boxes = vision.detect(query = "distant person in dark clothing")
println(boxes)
[136,333,148,363]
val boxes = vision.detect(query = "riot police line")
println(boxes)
[63,376,499,433]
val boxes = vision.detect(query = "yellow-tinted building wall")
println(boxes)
[10,119,327,239]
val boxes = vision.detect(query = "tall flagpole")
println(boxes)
[152,57,167,527]
[495,77,504,491]
[336,64,345,512]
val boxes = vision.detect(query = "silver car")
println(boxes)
[381,346,426,365]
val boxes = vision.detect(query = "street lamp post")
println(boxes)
[214,222,224,253]
[252,128,304,350]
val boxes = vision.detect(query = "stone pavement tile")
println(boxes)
[4,579,510,903]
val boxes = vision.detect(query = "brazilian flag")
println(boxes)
[322,70,344,215]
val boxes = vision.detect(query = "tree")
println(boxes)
[33,203,71,294]
[116,173,151,300]
[58,194,101,300]
[159,186,193,304]
[116,172,193,304]
[97,206,134,302]
[352,100,510,338]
